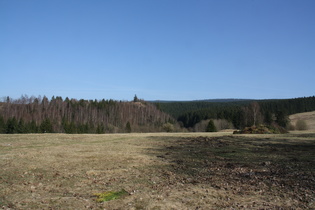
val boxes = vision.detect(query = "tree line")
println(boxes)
[1,95,314,133]
[157,96,315,129]
[154,100,252,119]
[0,95,177,134]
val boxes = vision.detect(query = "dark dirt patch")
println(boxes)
[153,134,315,209]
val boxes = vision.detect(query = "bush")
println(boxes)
[295,120,308,130]
[288,123,295,131]
[213,119,234,131]
[162,123,174,132]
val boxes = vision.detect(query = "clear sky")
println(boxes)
[1,0,314,101]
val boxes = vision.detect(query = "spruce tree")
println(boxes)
[206,120,217,132]
[275,111,289,128]
[0,116,5,133]
[6,117,18,134]
[133,94,139,102]
[96,124,105,134]
[17,119,27,133]
[125,121,131,133]
[28,120,38,133]
[40,118,53,133]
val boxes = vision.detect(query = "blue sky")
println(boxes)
[1,0,314,101]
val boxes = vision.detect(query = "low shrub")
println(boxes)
[295,120,308,130]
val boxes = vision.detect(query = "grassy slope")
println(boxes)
[0,132,314,209]
[289,111,315,131]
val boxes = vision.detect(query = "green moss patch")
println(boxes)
[94,189,128,202]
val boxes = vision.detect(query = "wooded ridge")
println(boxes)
[0,95,314,133]
[154,96,315,129]
[0,96,177,134]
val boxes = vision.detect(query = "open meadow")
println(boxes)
[289,111,315,131]
[1,132,314,209]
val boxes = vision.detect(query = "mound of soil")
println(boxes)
[233,125,288,134]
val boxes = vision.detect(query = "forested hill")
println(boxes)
[0,96,177,134]
[1,95,314,133]
[155,96,315,129]
[154,99,254,119]
[151,98,252,103]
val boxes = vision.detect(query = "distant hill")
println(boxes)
[193,99,255,103]
[152,99,254,119]
[154,96,315,129]
[151,98,253,103]
[1,95,315,133]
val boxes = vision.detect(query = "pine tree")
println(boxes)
[275,111,289,128]
[264,111,273,125]
[206,120,217,132]
[28,120,38,133]
[0,116,5,133]
[96,124,105,134]
[40,118,53,133]
[125,121,131,133]
[133,95,139,102]
[6,117,18,134]
[17,119,27,133]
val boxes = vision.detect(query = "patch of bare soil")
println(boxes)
[151,135,315,209]
[0,133,314,209]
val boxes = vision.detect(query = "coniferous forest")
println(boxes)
[155,96,315,130]
[0,95,315,134]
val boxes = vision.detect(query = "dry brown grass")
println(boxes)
[0,132,314,209]
[290,111,315,131]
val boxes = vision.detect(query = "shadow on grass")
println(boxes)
[147,133,315,208]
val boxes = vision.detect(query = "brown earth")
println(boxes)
[0,132,314,209]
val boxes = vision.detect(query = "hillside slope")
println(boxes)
[0,97,177,133]
[289,111,315,131]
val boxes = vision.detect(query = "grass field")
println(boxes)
[0,132,314,209]
[290,111,315,131]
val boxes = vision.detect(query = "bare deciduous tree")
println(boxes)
[250,102,261,126]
